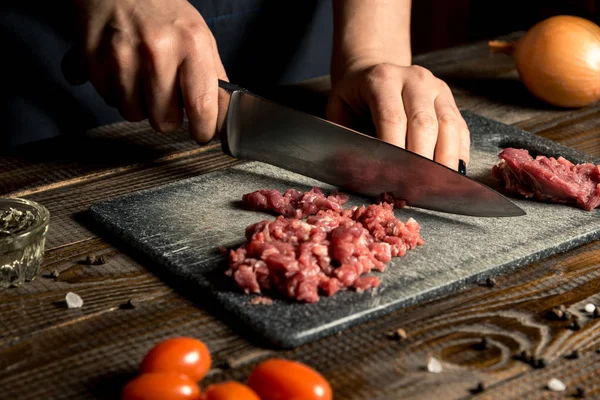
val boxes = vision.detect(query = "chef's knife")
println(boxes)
[217,80,525,217]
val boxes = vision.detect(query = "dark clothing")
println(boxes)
[1,1,333,148]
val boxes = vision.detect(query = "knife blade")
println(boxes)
[217,80,525,217]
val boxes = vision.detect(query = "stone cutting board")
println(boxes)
[88,111,600,349]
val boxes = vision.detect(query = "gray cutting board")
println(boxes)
[88,111,600,349]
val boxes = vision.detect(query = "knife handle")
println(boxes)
[218,79,249,94]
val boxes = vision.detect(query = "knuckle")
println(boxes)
[437,112,460,129]
[438,79,451,91]
[409,65,434,81]
[189,91,216,115]
[179,23,209,49]
[143,29,175,60]
[378,107,407,127]
[110,37,134,67]
[367,63,396,82]
[410,111,437,131]
[437,80,454,96]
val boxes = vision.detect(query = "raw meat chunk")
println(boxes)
[492,148,600,211]
[242,187,349,219]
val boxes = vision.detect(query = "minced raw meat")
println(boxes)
[242,187,349,219]
[226,191,424,303]
[492,148,600,211]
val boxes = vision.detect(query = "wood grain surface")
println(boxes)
[3,33,600,399]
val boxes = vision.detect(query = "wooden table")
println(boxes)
[3,33,600,399]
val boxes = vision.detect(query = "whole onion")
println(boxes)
[489,15,600,108]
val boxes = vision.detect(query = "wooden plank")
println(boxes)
[4,231,600,398]
[4,30,600,400]
[0,120,205,197]
[516,106,600,157]
[469,351,600,399]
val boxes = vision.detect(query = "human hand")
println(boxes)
[63,0,229,144]
[327,63,470,171]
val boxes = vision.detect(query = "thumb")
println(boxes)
[61,46,89,86]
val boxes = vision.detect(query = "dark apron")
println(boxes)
[1,0,333,147]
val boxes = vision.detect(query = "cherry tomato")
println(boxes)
[121,373,201,400]
[139,337,212,382]
[202,381,260,400]
[247,358,332,400]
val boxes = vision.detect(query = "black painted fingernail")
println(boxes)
[458,159,467,175]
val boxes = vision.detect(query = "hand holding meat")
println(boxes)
[327,63,471,171]
[63,0,229,144]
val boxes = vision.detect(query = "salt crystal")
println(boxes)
[427,356,442,373]
[65,292,83,308]
[585,303,596,313]
[547,378,566,392]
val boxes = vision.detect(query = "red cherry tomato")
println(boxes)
[247,358,332,400]
[202,381,260,400]
[121,373,201,400]
[139,337,212,382]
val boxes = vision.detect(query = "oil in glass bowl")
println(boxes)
[0,198,50,289]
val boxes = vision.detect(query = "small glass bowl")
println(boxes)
[0,198,50,289]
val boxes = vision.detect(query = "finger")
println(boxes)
[432,100,462,170]
[439,84,471,167]
[89,36,119,107]
[366,87,407,148]
[212,37,230,134]
[143,36,183,132]
[61,46,89,85]
[402,83,439,160]
[111,35,145,122]
[459,118,471,167]
[180,54,219,144]
[452,105,471,168]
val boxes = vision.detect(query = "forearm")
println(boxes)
[331,0,412,81]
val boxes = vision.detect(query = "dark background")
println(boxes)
[412,0,599,54]
[2,0,599,147]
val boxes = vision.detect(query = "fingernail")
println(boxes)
[458,159,467,175]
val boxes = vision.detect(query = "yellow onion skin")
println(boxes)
[513,15,600,108]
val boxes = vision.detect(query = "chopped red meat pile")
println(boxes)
[492,148,600,211]
[242,187,349,219]
[226,188,424,303]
